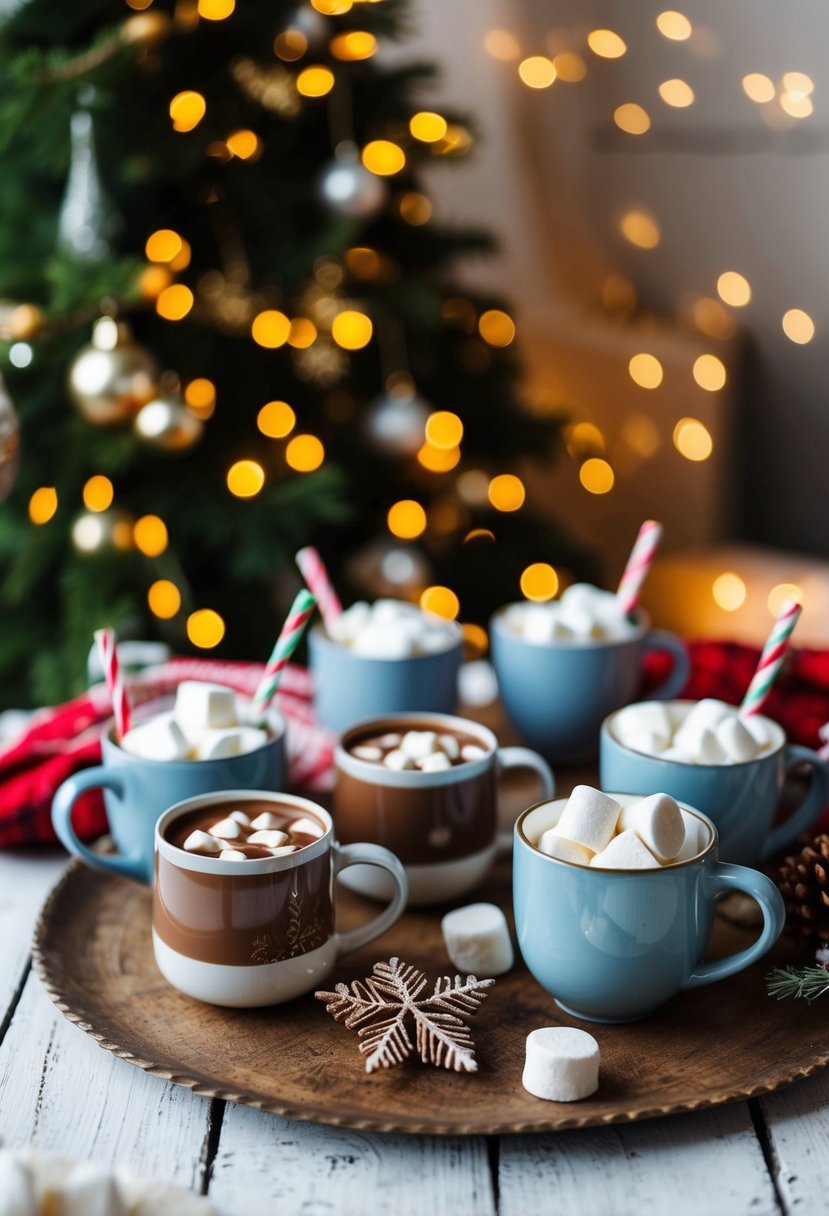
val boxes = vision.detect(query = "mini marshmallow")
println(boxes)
[250,811,286,831]
[441,903,514,976]
[236,727,270,755]
[287,816,324,838]
[674,698,731,753]
[183,830,222,854]
[0,1151,36,1216]
[660,745,696,763]
[44,1161,127,1216]
[219,849,246,862]
[269,844,297,857]
[616,727,669,758]
[418,628,456,655]
[615,703,672,751]
[193,728,243,760]
[590,829,661,870]
[247,829,290,848]
[352,745,383,762]
[558,604,604,640]
[674,812,708,862]
[696,728,728,765]
[376,733,402,748]
[461,743,488,763]
[439,733,460,760]
[351,627,413,659]
[522,1027,600,1102]
[384,748,415,770]
[208,817,242,839]
[740,714,778,753]
[522,607,563,646]
[121,712,190,762]
[229,810,250,825]
[537,831,595,866]
[418,752,452,772]
[174,681,238,733]
[717,715,759,763]
[618,793,685,861]
[555,786,622,853]
[400,730,440,760]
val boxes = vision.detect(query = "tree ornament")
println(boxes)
[777,834,829,949]
[0,374,20,503]
[364,383,430,458]
[57,94,116,263]
[134,390,203,451]
[318,143,387,221]
[0,301,45,342]
[316,956,494,1073]
[71,508,134,555]
[348,538,431,599]
[68,316,159,426]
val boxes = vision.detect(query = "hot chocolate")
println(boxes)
[166,800,325,861]
[347,723,489,772]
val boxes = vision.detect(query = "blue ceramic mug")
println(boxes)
[308,624,463,734]
[51,709,286,883]
[600,701,829,866]
[490,607,689,763]
[513,795,784,1023]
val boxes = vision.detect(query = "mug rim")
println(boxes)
[490,603,649,650]
[156,790,331,875]
[336,711,496,787]
[602,699,786,769]
[309,618,463,662]
[515,793,718,873]
[106,701,286,769]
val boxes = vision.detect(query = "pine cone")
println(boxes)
[778,834,829,948]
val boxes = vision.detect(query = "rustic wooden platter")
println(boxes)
[32,857,829,1136]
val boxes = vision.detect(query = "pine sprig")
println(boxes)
[766,965,829,1003]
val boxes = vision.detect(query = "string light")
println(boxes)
[673,418,713,461]
[420,585,460,620]
[712,572,747,612]
[187,609,225,648]
[251,309,291,348]
[198,0,234,18]
[417,443,460,472]
[170,239,191,271]
[518,57,556,89]
[484,29,520,61]
[579,458,614,494]
[226,129,262,160]
[409,112,448,142]
[619,210,660,249]
[462,623,489,655]
[398,192,432,225]
[126,0,153,9]
[478,309,515,347]
[463,527,495,543]
[296,66,335,97]
[656,11,692,40]
[286,434,324,471]
[520,563,559,601]
[742,74,775,103]
[387,499,426,538]
[717,271,751,307]
[587,29,626,59]
[83,475,114,512]
[693,353,727,391]
[169,91,206,132]
[227,460,265,498]
[692,297,736,339]
[145,229,183,263]
[457,471,490,505]
[614,104,650,135]
[362,140,406,175]
[330,31,377,60]
[566,422,605,456]
[148,579,181,619]
[488,474,525,512]
[274,29,307,61]
[553,53,587,83]
[184,378,216,419]
[782,71,814,97]
[331,310,372,349]
[156,284,194,320]
[425,411,463,449]
[780,93,813,118]
[629,353,663,388]
[768,583,802,616]
[9,343,32,368]
[658,79,695,108]
[137,266,172,299]
[134,515,168,557]
[257,400,296,438]
[311,0,352,13]
[782,309,815,344]
[287,318,317,348]
[28,487,57,525]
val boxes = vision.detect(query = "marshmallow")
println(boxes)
[237,727,269,754]
[352,626,413,659]
[418,627,456,654]
[537,831,595,866]
[174,681,238,732]
[618,793,685,861]
[121,712,190,762]
[696,728,728,765]
[558,604,605,640]
[716,715,759,763]
[615,703,672,752]
[522,607,564,646]
[247,829,290,847]
[229,810,250,825]
[522,1027,600,1102]
[740,714,778,753]
[208,817,242,839]
[674,698,731,752]
[400,730,440,760]
[269,844,297,857]
[674,812,708,862]
[660,745,696,763]
[219,849,246,861]
[555,786,621,853]
[439,733,461,760]
[352,745,383,762]
[287,816,324,838]
[418,752,452,772]
[183,829,222,854]
[461,744,488,763]
[590,829,661,869]
[384,748,415,770]
[376,733,402,748]
[250,811,286,831]
[195,728,245,760]
[43,1161,127,1216]
[0,1151,36,1216]
[441,903,514,976]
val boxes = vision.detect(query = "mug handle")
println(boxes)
[496,747,555,852]
[682,862,785,989]
[333,842,409,958]
[763,745,829,860]
[642,630,690,701]
[51,766,146,882]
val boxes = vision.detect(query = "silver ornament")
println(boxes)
[71,507,134,555]
[0,373,19,502]
[318,144,387,220]
[364,386,430,457]
[57,97,116,263]
[68,316,159,426]
[134,391,203,451]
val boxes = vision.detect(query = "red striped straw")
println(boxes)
[740,599,802,717]
[250,589,317,727]
[616,520,663,616]
[295,547,342,635]
[94,628,131,740]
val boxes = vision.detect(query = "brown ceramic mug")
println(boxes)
[152,791,408,1007]
[334,712,555,905]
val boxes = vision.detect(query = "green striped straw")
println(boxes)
[251,588,317,727]
[740,598,801,717]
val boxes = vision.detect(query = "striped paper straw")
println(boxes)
[251,589,317,726]
[616,520,663,616]
[94,628,131,740]
[295,547,342,634]
[740,598,802,717]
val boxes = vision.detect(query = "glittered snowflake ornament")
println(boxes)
[316,956,495,1073]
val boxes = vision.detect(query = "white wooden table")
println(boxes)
[2,849,829,1215]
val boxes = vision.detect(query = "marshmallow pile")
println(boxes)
[535,785,706,869]
[441,903,514,977]
[613,698,777,765]
[501,583,638,646]
[352,729,488,772]
[328,598,458,659]
[522,1027,600,1103]
[121,681,269,762]
[183,809,321,860]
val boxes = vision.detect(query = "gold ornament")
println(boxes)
[68,317,158,426]
[0,373,20,503]
[0,301,45,341]
[71,507,134,555]
[134,390,203,451]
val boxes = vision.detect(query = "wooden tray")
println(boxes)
[33,859,829,1136]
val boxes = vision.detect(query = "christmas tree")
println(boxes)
[0,0,589,708]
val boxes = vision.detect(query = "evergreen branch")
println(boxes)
[766,965,829,1003]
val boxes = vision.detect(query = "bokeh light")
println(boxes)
[148,579,181,619]
[145,229,182,263]
[425,411,463,449]
[311,0,352,12]
[134,514,168,557]
[409,112,448,142]
[288,318,318,348]
[420,585,460,619]
[780,93,813,118]
[656,11,692,40]
[169,91,206,132]
[782,309,815,344]
[286,434,324,471]
[478,309,516,347]
[257,400,296,438]
[331,310,373,350]
[387,499,427,538]
[417,443,461,472]
[520,562,559,601]
[693,353,727,391]
[330,31,377,60]
[712,572,747,612]
[156,284,194,321]
[251,310,291,348]
[362,140,406,175]
[274,29,307,60]
[462,622,489,656]
[768,583,803,616]
[614,104,650,135]
[717,271,751,307]
[488,474,525,512]
[398,192,432,225]
[484,29,520,62]
[742,73,775,103]
[198,0,234,18]
[673,417,713,461]
[629,353,663,389]
[579,458,614,494]
[658,79,695,107]
[783,71,814,97]
[619,210,660,248]
[587,29,626,58]
[227,460,265,498]
[187,609,225,648]
[226,129,262,160]
[553,53,587,83]
[296,66,335,97]
[83,475,114,512]
[518,56,556,88]
[29,487,57,524]
[184,378,216,419]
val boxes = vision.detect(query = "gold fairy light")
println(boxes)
[398,192,432,225]
[693,353,727,391]
[311,0,352,13]
[330,31,377,60]
[768,583,802,616]
[288,318,317,348]
[579,458,614,494]
[83,475,114,512]
[134,514,168,557]
[553,53,587,83]
[628,353,663,388]
[286,434,325,471]
[156,284,194,320]
[565,422,605,456]
[198,0,234,18]
[227,460,265,498]
[712,572,746,612]
[331,310,372,349]
[425,411,463,449]
[420,586,460,620]
[658,79,695,108]
[656,11,692,40]
[187,609,225,648]
[29,487,58,524]
[520,563,559,601]
[587,29,626,59]
[484,29,520,62]
[478,309,515,347]
[362,140,406,175]
[417,444,460,472]
[297,66,335,97]
[274,29,308,61]
[673,418,713,461]
[257,400,296,438]
[226,129,262,160]
[717,271,751,307]
[782,309,815,343]
[387,499,426,538]
[169,91,206,132]
[184,378,216,419]
[614,104,650,135]
[780,92,813,118]
[148,579,181,619]
[742,74,775,103]
[488,474,525,511]
[251,310,291,348]
[782,71,814,97]
[409,112,448,143]
[518,57,556,89]
[619,210,660,249]
[145,229,183,263]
